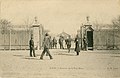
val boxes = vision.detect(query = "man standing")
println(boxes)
[65,39,68,49]
[74,35,81,55]
[83,36,88,51]
[29,37,36,57]
[40,33,53,60]
[66,36,72,52]
[59,36,64,49]
[53,37,57,49]
[49,36,53,49]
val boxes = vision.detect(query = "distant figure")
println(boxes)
[74,35,81,55]
[59,36,64,49]
[53,37,57,49]
[29,37,36,57]
[66,36,72,52]
[49,36,53,49]
[83,36,88,51]
[40,33,53,60]
[65,39,68,48]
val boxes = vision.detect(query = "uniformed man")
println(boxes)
[66,36,72,52]
[40,33,53,60]
[65,39,68,49]
[74,35,81,55]
[29,37,36,57]
[49,36,53,49]
[59,36,64,49]
[53,37,57,49]
[83,36,88,51]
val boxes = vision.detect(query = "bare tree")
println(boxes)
[111,16,120,49]
[0,19,12,50]
[112,16,120,29]
[0,19,12,33]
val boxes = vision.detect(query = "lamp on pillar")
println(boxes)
[86,16,89,23]
[84,16,92,27]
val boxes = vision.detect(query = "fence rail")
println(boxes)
[93,29,120,50]
[0,29,120,50]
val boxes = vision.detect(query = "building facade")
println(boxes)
[0,25,45,50]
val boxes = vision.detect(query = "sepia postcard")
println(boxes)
[0,0,120,78]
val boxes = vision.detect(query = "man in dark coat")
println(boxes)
[83,36,88,51]
[66,36,72,52]
[74,35,81,55]
[53,37,57,49]
[59,36,64,49]
[65,39,68,49]
[49,36,53,49]
[40,33,53,60]
[29,37,36,57]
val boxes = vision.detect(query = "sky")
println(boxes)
[0,0,120,35]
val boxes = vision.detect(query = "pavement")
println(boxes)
[0,49,120,78]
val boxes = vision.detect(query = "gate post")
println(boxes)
[83,16,94,50]
[32,17,40,50]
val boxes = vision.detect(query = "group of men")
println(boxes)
[49,36,57,49]
[59,35,72,52]
[29,33,88,60]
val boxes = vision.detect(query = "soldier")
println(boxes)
[74,35,81,55]
[59,36,64,49]
[40,33,53,60]
[65,39,68,49]
[29,36,36,57]
[53,37,57,49]
[66,36,72,52]
[49,36,53,49]
[83,36,88,51]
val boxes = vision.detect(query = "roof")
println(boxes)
[57,31,70,37]
[86,26,94,31]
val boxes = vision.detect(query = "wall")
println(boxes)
[93,29,120,50]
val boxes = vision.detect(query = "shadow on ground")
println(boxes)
[111,56,120,58]
[23,57,40,60]
[13,55,24,57]
[55,53,75,56]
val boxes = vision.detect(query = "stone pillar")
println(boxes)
[32,17,40,50]
[39,24,44,50]
[33,25,40,50]
[82,16,94,50]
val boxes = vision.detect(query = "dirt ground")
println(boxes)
[0,49,120,78]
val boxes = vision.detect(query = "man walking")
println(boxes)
[29,37,36,57]
[40,33,53,60]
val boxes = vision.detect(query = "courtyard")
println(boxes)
[0,49,120,78]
